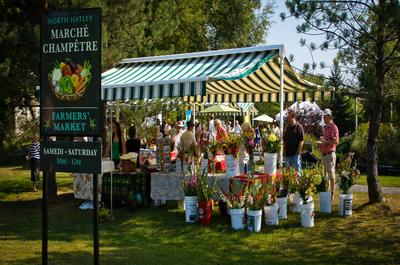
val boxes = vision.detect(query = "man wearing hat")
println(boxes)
[320,109,339,200]
[172,121,185,153]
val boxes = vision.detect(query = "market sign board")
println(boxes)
[40,8,101,136]
[40,141,101,173]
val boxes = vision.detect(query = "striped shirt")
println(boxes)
[28,142,40,159]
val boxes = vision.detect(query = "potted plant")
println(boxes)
[246,182,269,232]
[276,167,297,219]
[196,168,217,225]
[223,134,241,177]
[181,173,198,223]
[261,131,280,175]
[220,181,249,230]
[314,164,331,213]
[242,127,256,175]
[337,154,360,216]
[297,169,316,227]
[263,175,279,226]
[208,141,221,174]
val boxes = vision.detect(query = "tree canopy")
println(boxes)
[0,0,274,150]
[284,0,400,203]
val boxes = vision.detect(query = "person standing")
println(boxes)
[283,111,304,176]
[125,125,141,166]
[28,135,40,192]
[111,120,126,168]
[320,109,339,200]
[233,120,241,135]
[179,120,196,157]
[215,119,228,143]
[173,121,185,153]
[208,115,216,141]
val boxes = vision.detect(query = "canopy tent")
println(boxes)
[254,114,274,123]
[199,104,240,114]
[102,45,332,166]
[275,101,323,121]
[101,45,330,103]
[236,103,259,115]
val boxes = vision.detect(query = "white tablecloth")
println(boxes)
[73,160,114,201]
[150,172,231,202]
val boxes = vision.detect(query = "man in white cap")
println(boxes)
[320,109,339,200]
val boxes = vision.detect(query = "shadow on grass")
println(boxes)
[1,193,399,265]
[6,250,94,265]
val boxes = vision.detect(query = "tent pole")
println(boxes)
[355,97,358,130]
[193,102,196,139]
[110,104,115,219]
[279,48,285,168]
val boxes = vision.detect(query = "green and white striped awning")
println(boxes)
[102,45,330,102]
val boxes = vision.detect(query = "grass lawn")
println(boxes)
[357,175,400,188]
[0,164,400,265]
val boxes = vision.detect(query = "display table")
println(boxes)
[150,172,231,202]
[72,160,114,201]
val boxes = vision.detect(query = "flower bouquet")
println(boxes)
[296,168,317,227]
[337,153,360,216]
[246,179,269,232]
[220,181,249,230]
[223,133,241,157]
[313,163,332,213]
[196,168,217,225]
[262,132,280,175]
[263,175,280,225]
[224,134,241,176]
[262,132,280,154]
[182,173,198,222]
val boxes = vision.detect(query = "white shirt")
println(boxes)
[208,119,216,140]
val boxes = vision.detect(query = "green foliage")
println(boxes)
[99,207,112,223]
[0,0,273,152]
[196,168,216,201]
[119,98,184,139]
[284,0,400,202]
[337,154,360,194]
[1,165,400,264]
[351,123,400,167]
[303,134,322,160]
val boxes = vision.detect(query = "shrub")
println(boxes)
[351,123,400,166]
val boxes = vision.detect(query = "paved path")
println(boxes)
[351,184,400,194]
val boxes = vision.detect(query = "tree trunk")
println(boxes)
[367,0,385,203]
[366,103,384,203]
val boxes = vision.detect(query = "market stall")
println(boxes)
[101,45,330,206]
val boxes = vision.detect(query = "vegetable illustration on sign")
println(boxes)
[49,59,92,101]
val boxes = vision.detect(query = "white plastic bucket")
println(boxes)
[247,209,262,232]
[225,155,240,177]
[291,194,303,213]
[176,158,182,173]
[339,193,353,216]
[201,158,208,173]
[277,196,288,219]
[184,196,198,222]
[229,208,245,230]
[264,203,279,225]
[300,201,314,228]
[264,153,277,175]
[319,192,332,213]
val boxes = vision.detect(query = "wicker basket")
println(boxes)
[48,74,88,102]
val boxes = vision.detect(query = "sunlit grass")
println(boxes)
[0,164,399,265]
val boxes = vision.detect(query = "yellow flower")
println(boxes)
[267,133,277,142]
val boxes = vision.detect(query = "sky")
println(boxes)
[264,1,337,77]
